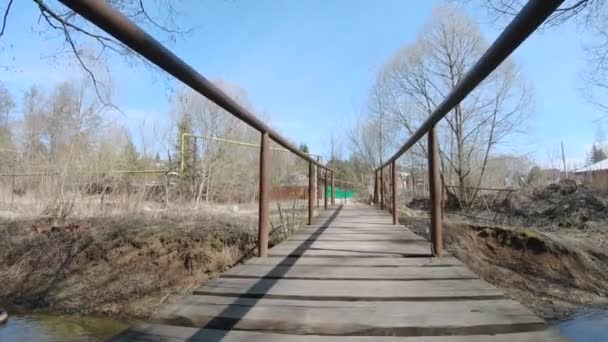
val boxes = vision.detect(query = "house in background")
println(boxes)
[573,160,608,191]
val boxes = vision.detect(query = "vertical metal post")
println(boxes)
[11,156,16,207]
[392,161,397,225]
[331,171,335,205]
[316,156,320,209]
[324,169,328,210]
[380,167,384,210]
[308,161,314,225]
[164,172,169,208]
[258,132,271,257]
[373,170,378,205]
[386,163,393,214]
[428,127,443,257]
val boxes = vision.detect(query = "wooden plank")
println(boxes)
[194,278,505,300]
[221,264,477,280]
[110,323,566,341]
[243,256,464,267]
[269,240,431,257]
[155,295,545,334]
[289,233,425,241]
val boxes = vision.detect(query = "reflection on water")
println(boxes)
[0,312,132,341]
[555,310,608,342]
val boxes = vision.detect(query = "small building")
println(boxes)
[573,160,608,191]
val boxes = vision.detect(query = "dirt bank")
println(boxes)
[402,214,608,321]
[0,209,270,318]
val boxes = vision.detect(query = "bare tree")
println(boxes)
[375,5,531,205]
[0,1,192,106]
[468,1,608,117]
[0,82,14,148]
[466,0,603,26]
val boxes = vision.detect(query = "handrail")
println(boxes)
[377,0,563,170]
[58,0,330,172]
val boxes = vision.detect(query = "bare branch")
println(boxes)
[0,0,13,39]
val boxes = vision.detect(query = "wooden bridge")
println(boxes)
[54,1,569,341]
[109,203,562,341]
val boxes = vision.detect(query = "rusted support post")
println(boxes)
[389,165,393,211]
[258,132,271,257]
[331,171,335,205]
[316,156,320,209]
[324,169,328,210]
[380,167,384,210]
[308,161,314,225]
[392,161,397,225]
[428,127,443,257]
[373,170,378,205]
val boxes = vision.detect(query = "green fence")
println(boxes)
[327,186,354,199]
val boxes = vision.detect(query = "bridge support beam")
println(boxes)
[331,172,335,205]
[324,169,328,210]
[428,127,443,257]
[308,161,314,225]
[392,161,397,225]
[258,132,271,257]
[380,167,384,210]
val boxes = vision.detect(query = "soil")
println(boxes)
[402,180,608,321]
[0,210,264,318]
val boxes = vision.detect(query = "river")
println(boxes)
[0,312,132,341]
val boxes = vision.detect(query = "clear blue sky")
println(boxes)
[0,0,600,167]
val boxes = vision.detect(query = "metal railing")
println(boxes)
[58,0,335,258]
[58,0,563,258]
[373,0,564,256]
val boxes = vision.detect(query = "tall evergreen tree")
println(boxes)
[588,144,608,164]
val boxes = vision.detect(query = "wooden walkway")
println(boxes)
[110,204,562,341]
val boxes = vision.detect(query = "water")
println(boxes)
[554,310,608,342]
[2,310,607,341]
[0,312,132,341]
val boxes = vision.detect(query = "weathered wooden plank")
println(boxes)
[269,240,432,257]
[155,295,545,334]
[194,277,504,300]
[110,323,566,341]
[289,232,425,241]
[221,264,476,280]
[243,256,464,267]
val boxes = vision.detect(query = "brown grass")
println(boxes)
[0,209,258,318]
[401,213,608,321]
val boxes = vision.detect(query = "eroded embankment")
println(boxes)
[0,211,264,318]
[403,216,608,321]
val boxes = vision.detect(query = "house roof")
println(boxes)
[573,159,608,174]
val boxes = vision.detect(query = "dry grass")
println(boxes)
[401,212,608,321]
[0,208,259,318]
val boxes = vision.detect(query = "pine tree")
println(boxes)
[119,132,140,170]
[589,144,608,164]
[299,143,309,154]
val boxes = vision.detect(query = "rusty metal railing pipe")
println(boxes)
[377,0,563,170]
[59,0,331,172]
